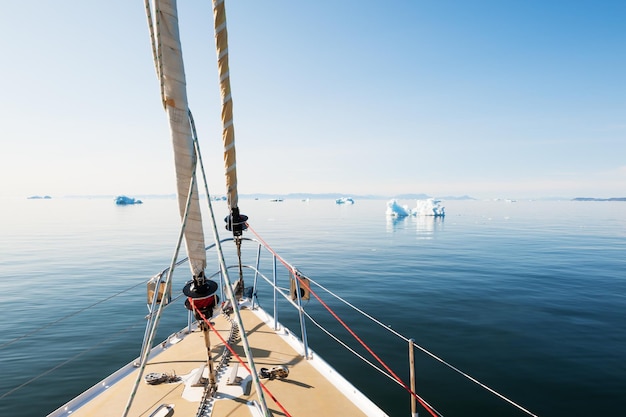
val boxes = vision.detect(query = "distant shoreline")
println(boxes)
[572,197,626,202]
[22,194,626,202]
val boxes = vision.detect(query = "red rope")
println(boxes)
[189,298,293,417]
[246,224,440,417]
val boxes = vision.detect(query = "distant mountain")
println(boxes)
[436,195,477,200]
[393,193,431,200]
[572,197,626,201]
[240,193,477,201]
[53,193,479,201]
[239,193,365,200]
[241,193,359,200]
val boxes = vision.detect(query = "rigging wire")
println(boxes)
[305,275,539,416]
[244,224,439,417]
[144,0,166,108]
[0,279,147,350]
[121,169,198,417]
[304,277,440,417]
[246,224,539,417]
[245,264,427,409]
[190,300,292,417]
[0,309,154,400]
[301,309,442,417]
[189,107,270,416]
[231,246,443,415]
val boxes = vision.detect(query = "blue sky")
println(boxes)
[1,1,624,199]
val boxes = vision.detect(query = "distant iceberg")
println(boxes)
[386,198,445,217]
[336,197,354,204]
[115,195,143,205]
[414,198,445,217]
[385,199,411,217]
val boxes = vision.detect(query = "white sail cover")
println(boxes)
[152,0,206,276]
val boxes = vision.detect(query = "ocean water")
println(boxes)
[1,197,625,417]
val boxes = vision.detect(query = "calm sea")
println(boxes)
[1,197,624,417]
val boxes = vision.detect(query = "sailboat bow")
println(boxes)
[39,2,544,417]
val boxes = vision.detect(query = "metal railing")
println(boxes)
[138,237,312,366]
[136,234,539,417]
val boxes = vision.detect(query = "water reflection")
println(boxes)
[386,215,406,231]
[414,215,445,238]
[386,215,445,237]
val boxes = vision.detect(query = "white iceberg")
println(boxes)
[385,199,411,217]
[386,198,445,217]
[412,198,445,217]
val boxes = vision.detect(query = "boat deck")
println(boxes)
[60,305,377,417]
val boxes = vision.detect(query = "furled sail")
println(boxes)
[149,0,206,277]
[213,0,246,235]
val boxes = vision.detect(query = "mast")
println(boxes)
[142,1,269,415]
[210,2,271,415]
[212,0,248,296]
[213,0,239,215]
[121,5,214,415]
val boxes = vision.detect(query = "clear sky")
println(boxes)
[1,1,624,200]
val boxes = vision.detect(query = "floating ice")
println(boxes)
[385,199,411,217]
[413,198,445,217]
[115,195,143,205]
[336,197,354,204]
[386,198,445,217]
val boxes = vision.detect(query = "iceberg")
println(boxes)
[115,195,143,205]
[336,197,355,204]
[385,199,411,217]
[386,198,445,217]
[413,198,445,217]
